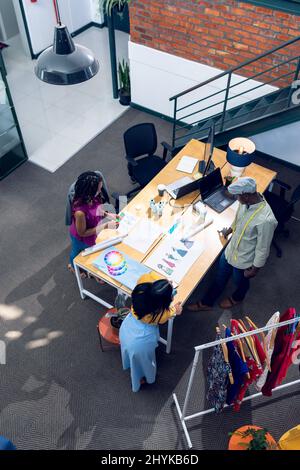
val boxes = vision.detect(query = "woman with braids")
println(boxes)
[119,272,183,392]
[68,171,118,275]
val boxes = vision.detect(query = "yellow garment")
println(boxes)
[278,425,300,450]
[132,271,176,325]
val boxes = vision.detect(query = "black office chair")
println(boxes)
[264,179,300,258]
[123,123,174,198]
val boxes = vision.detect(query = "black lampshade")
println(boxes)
[35,24,99,85]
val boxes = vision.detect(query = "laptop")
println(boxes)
[199,167,236,213]
[166,176,201,200]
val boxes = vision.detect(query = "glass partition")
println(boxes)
[0,65,27,180]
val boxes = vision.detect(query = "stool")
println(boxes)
[97,309,120,351]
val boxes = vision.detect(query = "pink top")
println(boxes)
[69,199,103,246]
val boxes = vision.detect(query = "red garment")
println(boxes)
[233,357,262,412]
[261,308,297,397]
[249,326,267,365]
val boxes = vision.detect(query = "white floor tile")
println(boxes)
[14,95,51,127]
[21,123,53,155]
[54,89,96,115]
[29,134,80,173]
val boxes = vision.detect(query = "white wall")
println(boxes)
[0,0,19,40]
[20,0,94,55]
[251,123,300,166]
[129,41,277,124]
[91,0,104,24]
[12,0,31,56]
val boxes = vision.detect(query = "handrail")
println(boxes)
[176,54,300,114]
[169,35,300,101]
[177,68,296,123]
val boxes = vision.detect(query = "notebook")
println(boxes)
[176,156,198,174]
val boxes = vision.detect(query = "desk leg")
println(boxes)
[74,262,86,300]
[166,317,174,354]
[159,317,174,354]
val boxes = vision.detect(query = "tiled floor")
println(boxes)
[3,28,129,172]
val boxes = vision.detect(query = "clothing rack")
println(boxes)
[173,316,300,449]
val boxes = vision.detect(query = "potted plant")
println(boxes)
[118,59,131,106]
[228,425,278,450]
[100,0,131,16]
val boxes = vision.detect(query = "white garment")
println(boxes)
[256,311,280,391]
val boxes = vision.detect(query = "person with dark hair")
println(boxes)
[68,171,117,274]
[119,272,183,392]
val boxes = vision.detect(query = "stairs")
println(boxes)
[170,36,300,149]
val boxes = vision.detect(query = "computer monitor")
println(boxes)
[199,122,215,177]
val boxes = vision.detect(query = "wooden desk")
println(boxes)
[74,139,276,352]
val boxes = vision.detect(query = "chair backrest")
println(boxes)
[123,123,157,159]
[65,170,110,225]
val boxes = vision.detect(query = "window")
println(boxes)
[244,0,300,14]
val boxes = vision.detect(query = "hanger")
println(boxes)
[237,319,261,367]
[230,320,254,362]
[245,316,270,372]
[223,324,250,379]
[216,326,234,385]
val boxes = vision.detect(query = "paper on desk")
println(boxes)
[145,232,204,284]
[176,155,198,174]
[123,218,163,253]
[117,211,138,235]
[230,200,240,213]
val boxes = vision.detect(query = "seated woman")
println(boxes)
[68,171,117,276]
[119,272,183,392]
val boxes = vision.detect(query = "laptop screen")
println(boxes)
[199,167,223,200]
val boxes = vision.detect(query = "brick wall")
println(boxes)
[130,0,300,86]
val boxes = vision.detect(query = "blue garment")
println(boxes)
[119,312,160,392]
[225,327,249,405]
[0,436,16,450]
[69,234,89,268]
[202,252,250,306]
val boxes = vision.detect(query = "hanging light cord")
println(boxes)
[53,0,62,26]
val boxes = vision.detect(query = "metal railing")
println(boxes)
[170,35,300,147]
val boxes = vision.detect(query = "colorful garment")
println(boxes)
[225,328,249,405]
[207,333,232,413]
[256,311,280,391]
[262,308,298,396]
[233,357,262,411]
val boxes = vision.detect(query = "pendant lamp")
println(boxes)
[35,0,99,85]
